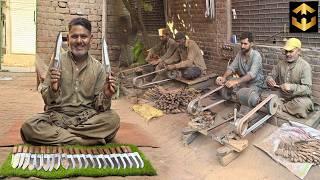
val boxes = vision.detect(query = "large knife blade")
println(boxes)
[61,147,69,169]
[102,148,114,169]
[73,148,83,169]
[11,145,21,168]
[22,146,32,170]
[126,146,144,168]
[53,32,63,69]
[102,36,111,73]
[79,149,89,168]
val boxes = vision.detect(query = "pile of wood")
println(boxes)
[190,111,216,130]
[275,139,320,165]
[143,86,200,114]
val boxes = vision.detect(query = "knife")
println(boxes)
[115,146,129,169]
[17,145,28,168]
[73,148,83,169]
[102,148,114,169]
[86,149,96,168]
[33,146,41,170]
[54,146,62,170]
[11,145,22,168]
[48,146,57,171]
[28,146,36,170]
[43,146,51,171]
[126,146,144,168]
[36,146,45,170]
[109,147,121,169]
[67,148,76,169]
[61,147,69,169]
[92,148,102,169]
[53,32,63,69]
[119,146,134,168]
[102,36,111,74]
[22,146,32,170]
[79,149,89,168]
[97,148,109,168]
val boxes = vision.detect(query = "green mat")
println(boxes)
[0,144,156,179]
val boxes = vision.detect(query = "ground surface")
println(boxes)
[0,72,319,180]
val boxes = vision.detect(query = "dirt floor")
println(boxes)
[0,72,319,180]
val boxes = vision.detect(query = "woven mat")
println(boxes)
[0,144,156,178]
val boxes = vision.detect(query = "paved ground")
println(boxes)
[0,72,319,180]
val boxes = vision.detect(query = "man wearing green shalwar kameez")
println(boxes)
[20,17,120,145]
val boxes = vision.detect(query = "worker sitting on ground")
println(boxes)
[216,32,264,94]
[155,32,207,81]
[266,38,314,118]
[20,17,120,145]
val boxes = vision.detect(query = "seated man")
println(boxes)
[216,32,264,93]
[20,17,120,145]
[164,32,207,80]
[266,38,314,118]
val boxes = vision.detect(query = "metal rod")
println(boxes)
[243,114,272,137]
[201,99,226,111]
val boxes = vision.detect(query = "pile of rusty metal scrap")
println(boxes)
[275,139,320,165]
[11,145,144,171]
[190,111,216,130]
[143,86,200,114]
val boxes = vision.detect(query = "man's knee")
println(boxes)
[100,110,120,129]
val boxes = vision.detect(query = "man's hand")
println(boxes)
[225,79,239,88]
[280,83,291,94]
[49,68,61,91]
[216,76,226,86]
[267,78,277,87]
[104,74,117,97]
[166,64,176,70]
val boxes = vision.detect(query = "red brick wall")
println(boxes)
[232,0,320,48]
[167,0,230,75]
[37,0,103,65]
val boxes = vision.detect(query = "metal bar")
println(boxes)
[201,99,226,111]
[243,114,272,137]
[138,78,171,88]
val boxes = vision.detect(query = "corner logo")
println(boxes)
[290,1,318,33]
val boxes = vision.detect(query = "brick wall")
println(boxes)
[142,0,166,33]
[167,0,230,75]
[231,44,320,103]
[37,0,103,65]
[232,0,320,48]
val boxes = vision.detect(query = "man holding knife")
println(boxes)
[266,38,314,118]
[21,17,120,145]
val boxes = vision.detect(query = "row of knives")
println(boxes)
[11,145,144,171]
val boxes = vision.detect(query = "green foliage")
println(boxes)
[0,144,156,179]
[132,40,146,66]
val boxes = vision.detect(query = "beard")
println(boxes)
[241,48,250,54]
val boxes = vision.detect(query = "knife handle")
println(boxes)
[121,146,128,153]
[103,148,111,155]
[74,148,80,154]
[52,146,58,154]
[126,146,133,153]
[115,146,123,154]
[34,146,40,154]
[58,146,63,154]
[29,146,34,154]
[46,146,51,154]
[12,146,18,153]
[62,147,69,154]
[92,148,99,155]
[17,145,23,153]
[110,147,117,154]
[40,146,46,154]
[97,148,104,155]
[80,149,87,155]
[86,148,93,154]
[22,145,29,153]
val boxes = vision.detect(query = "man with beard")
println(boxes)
[164,32,207,80]
[20,17,120,145]
[216,32,264,94]
[266,38,314,118]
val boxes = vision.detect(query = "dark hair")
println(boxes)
[68,17,92,32]
[175,32,186,40]
[240,32,253,42]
